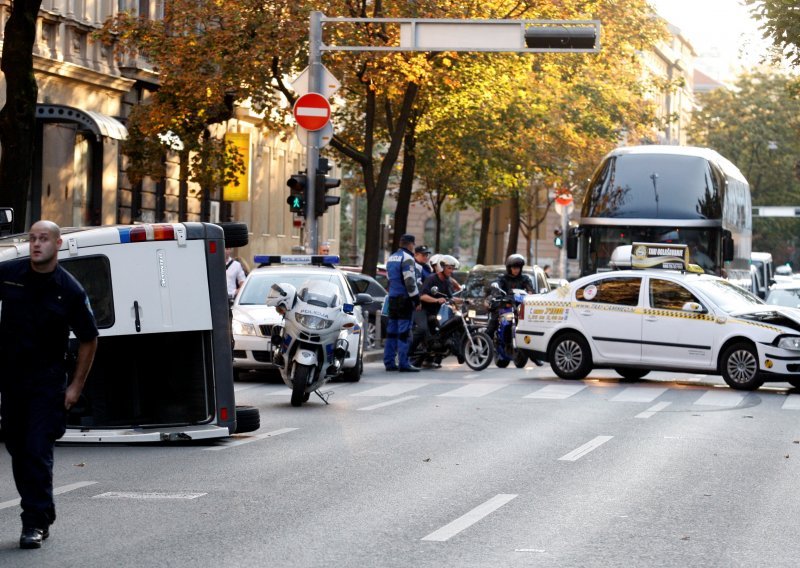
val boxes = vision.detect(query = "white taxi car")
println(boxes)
[515,246,800,391]
[231,255,368,382]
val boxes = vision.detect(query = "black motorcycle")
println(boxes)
[411,289,494,371]
[487,284,541,368]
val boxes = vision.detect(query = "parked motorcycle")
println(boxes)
[411,289,494,371]
[266,281,371,407]
[488,284,532,369]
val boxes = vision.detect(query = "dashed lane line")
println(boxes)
[352,382,429,397]
[0,481,98,511]
[358,395,418,411]
[782,395,800,410]
[635,401,672,418]
[524,384,586,400]
[558,436,614,461]
[204,428,298,451]
[693,390,745,407]
[437,383,507,398]
[421,494,518,542]
[611,387,667,403]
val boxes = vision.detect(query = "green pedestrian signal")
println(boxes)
[286,173,307,216]
[553,228,563,248]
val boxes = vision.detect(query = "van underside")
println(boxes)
[67,331,214,430]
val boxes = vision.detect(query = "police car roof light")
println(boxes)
[253,254,340,266]
[119,224,176,243]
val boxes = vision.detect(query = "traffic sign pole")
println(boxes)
[304,11,323,253]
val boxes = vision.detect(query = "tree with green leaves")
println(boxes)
[745,0,800,67]
[689,70,800,265]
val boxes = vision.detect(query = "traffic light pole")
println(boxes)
[304,10,323,253]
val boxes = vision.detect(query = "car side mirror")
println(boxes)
[354,293,373,306]
[681,302,705,313]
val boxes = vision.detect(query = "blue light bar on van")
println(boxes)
[118,224,176,243]
[254,255,340,266]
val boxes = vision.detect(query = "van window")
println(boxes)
[61,255,115,328]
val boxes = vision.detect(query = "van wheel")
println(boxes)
[234,405,260,434]
[218,222,249,248]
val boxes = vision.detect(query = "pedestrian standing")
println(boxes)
[0,220,98,549]
[383,234,421,372]
[225,247,247,303]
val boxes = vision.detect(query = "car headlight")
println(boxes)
[777,336,800,350]
[294,312,333,330]
[232,319,257,336]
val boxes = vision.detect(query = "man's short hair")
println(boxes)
[399,233,415,245]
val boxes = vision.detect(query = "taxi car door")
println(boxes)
[642,277,713,368]
[573,276,643,362]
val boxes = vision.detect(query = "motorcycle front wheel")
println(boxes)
[462,331,494,371]
[513,350,529,368]
[291,363,314,407]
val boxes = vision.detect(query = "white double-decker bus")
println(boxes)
[568,145,752,284]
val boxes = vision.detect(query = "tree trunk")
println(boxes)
[0,0,44,232]
[506,194,520,257]
[476,205,491,264]
[394,109,417,251]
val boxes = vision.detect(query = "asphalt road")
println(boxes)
[1,361,800,567]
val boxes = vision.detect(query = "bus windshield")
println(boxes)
[584,226,719,274]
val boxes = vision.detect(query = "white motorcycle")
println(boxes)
[266,280,371,407]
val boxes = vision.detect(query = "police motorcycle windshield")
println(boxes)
[297,280,341,309]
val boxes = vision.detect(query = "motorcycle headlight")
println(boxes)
[232,319,257,336]
[294,312,333,330]
[778,336,800,350]
[503,312,515,322]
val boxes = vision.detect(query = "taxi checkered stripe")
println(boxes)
[640,308,714,321]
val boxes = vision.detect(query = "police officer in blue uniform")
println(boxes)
[0,220,98,549]
[383,234,421,372]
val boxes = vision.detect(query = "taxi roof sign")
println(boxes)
[610,242,703,273]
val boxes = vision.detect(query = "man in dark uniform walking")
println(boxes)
[0,220,98,549]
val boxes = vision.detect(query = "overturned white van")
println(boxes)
[0,217,258,442]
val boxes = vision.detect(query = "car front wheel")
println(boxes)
[720,341,763,390]
[549,332,592,380]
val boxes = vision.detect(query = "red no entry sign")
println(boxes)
[293,93,331,131]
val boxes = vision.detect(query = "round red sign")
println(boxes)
[555,193,573,206]
[293,93,331,131]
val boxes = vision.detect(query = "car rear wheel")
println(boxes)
[720,341,763,390]
[549,332,592,380]
[614,368,650,381]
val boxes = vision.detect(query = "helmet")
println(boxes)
[266,282,297,313]
[429,254,443,272]
[438,254,460,271]
[505,254,525,273]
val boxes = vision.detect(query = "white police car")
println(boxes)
[515,243,800,390]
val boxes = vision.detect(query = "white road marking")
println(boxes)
[204,428,298,451]
[438,383,507,398]
[421,494,517,542]
[524,384,586,399]
[558,436,613,461]
[782,395,800,410]
[358,396,418,411]
[694,390,745,407]
[462,373,480,379]
[353,382,429,397]
[635,401,672,418]
[93,491,207,500]
[0,481,98,511]
[611,387,667,403]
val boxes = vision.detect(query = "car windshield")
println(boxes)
[766,288,800,308]
[298,281,341,308]
[238,272,342,305]
[692,278,764,312]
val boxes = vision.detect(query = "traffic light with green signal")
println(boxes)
[314,158,341,217]
[286,173,307,215]
[553,228,563,248]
